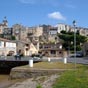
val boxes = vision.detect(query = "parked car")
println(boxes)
[70,52,83,57]
[31,54,43,61]
[31,54,43,58]
[76,52,83,57]
[33,56,41,61]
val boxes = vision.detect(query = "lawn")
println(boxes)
[21,62,83,69]
[53,65,88,88]
[14,62,88,88]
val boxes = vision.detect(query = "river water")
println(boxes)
[0,75,10,88]
[0,75,17,88]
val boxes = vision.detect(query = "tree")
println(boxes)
[11,35,16,40]
[58,30,87,51]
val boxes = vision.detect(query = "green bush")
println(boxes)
[36,84,42,88]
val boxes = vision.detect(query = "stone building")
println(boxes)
[39,43,63,57]
[15,40,38,56]
[56,23,88,37]
[12,24,28,40]
[28,26,43,37]
[3,28,13,39]
[0,17,8,34]
[79,28,88,36]
[82,42,88,56]
[56,23,70,33]
[48,27,58,43]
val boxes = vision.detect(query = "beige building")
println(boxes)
[28,26,43,37]
[79,28,88,36]
[12,24,28,40]
[39,43,63,57]
[15,40,38,56]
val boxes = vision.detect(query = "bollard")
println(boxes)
[64,58,67,64]
[29,59,33,67]
[48,57,51,62]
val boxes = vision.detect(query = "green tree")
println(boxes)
[11,35,16,40]
[58,31,87,51]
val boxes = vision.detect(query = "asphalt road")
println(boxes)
[0,56,88,65]
[42,56,88,65]
[67,57,88,65]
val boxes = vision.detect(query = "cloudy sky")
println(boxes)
[0,0,88,27]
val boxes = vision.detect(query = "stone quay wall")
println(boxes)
[9,67,65,79]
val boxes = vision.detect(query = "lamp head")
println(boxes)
[73,20,76,26]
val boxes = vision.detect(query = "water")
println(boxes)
[0,75,16,88]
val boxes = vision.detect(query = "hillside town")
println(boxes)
[1,0,88,88]
[0,17,88,58]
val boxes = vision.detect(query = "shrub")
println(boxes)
[36,84,42,88]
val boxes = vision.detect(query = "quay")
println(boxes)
[0,56,42,74]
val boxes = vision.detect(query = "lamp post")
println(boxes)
[73,20,76,69]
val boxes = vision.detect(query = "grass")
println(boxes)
[12,62,88,88]
[36,84,42,88]
[53,65,88,88]
[21,62,83,70]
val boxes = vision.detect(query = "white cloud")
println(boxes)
[48,12,66,20]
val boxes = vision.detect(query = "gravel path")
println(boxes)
[8,74,59,88]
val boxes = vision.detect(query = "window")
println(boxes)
[51,50,56,54]
[44,46,48,48]
[26,44,29,47]
[59,51,62,54]
[26,48,29,51]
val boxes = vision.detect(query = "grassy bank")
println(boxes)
[21,62,82,69]
[9,62,88,88]
[53,65,88,88]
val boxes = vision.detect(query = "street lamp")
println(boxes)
[73,20,76,69]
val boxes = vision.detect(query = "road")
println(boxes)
[0,56,88,65]
[67,57,88,65]
[42,56,88,65]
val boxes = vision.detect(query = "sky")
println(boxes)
[0,0,88,28]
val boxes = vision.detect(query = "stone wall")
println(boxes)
[10,68,65,79]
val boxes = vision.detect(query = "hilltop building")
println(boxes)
[56,23,88,36]
[0,17,8,34]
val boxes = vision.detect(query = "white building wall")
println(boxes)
[0,41,4,48]
[57,24,66,33]
[6,42,16,55]
[49,30,57,35]
[0,41,16,56]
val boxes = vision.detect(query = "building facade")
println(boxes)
[12,24,28,41]
[15,40,38,56]
[0,38,16,56]
[39,43,63,57]
[0,17,8,34]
